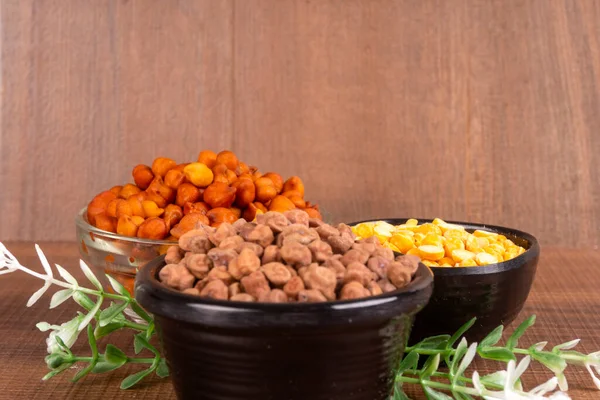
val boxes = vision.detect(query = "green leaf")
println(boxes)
[392,386,411,400]
[480,371,508,388]
[72,325,99,382]
[413,335,451,350]
[120,367,155,389]
[42,362,74,380]
[129,301,153,324]
[104,344,128,365]
[54,336,71,354]
[419,353,440,379]
[72,291,95,311]
[478,346,516,362]
[106,274,131,298]
[50,288,74,309]
[98,302,129,327]
[478,325,504,349]
[454,343,477,384]
[78,297,103,331]
[397,351,419,375]
[134,333,159,355]
[79,260,103,291]
[156,358,169,378]
[450,338,468,377]
[506,315,536,350]
[92,361,123,374]
[447,318,476,349]
[531,351,567,374]
[451,392,474,400]
[423,387,453,400]
[94,321,125,339]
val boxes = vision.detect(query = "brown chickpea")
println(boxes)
[254,177,277,203]
[268,195,296,213]
[176,183,201,207]
[117,215,139,237]
[164,204,183,229]
[204,182,236,209]
[132,165,154,190]
[183,202,210,215]
[151,157,177,178]
[95,213,117,233]
[119,183,141,199]
[206,207,237,227]
[170,213,210,238]
[283,176,305,197]
[147,176,175,204]
[137,217,168,240]
[263,173,284,194]
[232,179,256,208]
[197,150,217,168]
[110,185,123,197]
[87,191,117,225]
[164,169,186,189]
[216,150,239,171]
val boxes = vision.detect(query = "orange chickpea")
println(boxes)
[283,176,305,197]
[232,179,256,208]
[142,200,165,218]
[145,191,168,208]
[106,199,124,218]
[127,197,145,217]
[151,157,177,178]
[95,213,117,233]
[117,215,139,237]
[164,169,186,189]
[197,150,218,168]
[236,162,250,176]
[132,165,154,190]
[87,191,117,225]
[170,213,210,238]
[119,183,141,199]
[269,195,296,213]
[242,202,266,222]
[131,216,145,226]
[164,204,183,229]
[216,150,239,171]
[230,207,242,219]
[303,206,322,220]
[137,217,168,240]
[116,199,134,218]
[176,183,201,207]
[130,191,148,203]
[183,201,210,215]
[288,195,306,208]
[206,207,237,227]
[263,173,283,194]
[225,169,237,185]
[254,177,277,203]
[213,174,230,184]
[238,173,253,181]
[252,170,263,181]
[203,182,236,209]
[110,185,123,197]
[212,163,229,176]
[147,176,175,204]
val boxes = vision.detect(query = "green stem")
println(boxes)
[402,370,504,391]
[71,356,156,364]
[123,321,149,331]
[396,376,480,396]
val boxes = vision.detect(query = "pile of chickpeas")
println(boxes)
[352,218,527,267]
[86,150,322,241]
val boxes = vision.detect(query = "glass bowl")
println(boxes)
[75,207,176,295]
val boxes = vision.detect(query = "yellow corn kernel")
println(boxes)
[473,229,498,239]
[466,235,482,252]
[131,216,145,226]
[444,229,467,241]
[458,258,478,267]
[503,239,516,249]
[444,238,465,257]
[421,233,444,247]
[406,248,421,257]
[405,218,418,227]
[390,234,414,254]
[451,249,476,263]
[183,162,214,188]
[432,218,447,226]
[373,222,395,243]
[485,244,505,254]
[476,237,490,248]
[416,223,442,236]
[503,250,519,261]
[383,241,401,253]
[141,200,165,218]
[439,257,455,266]
[418,245,445,261]
[354,223,375,239]
[497,235,507,241]
[395,229,415,237]
[413,232,426,246]
[476,252,499,266]
[517,246,526,255]
[421,260,439,267]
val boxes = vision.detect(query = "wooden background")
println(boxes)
[1,0,598,247]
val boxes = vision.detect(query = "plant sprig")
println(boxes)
[0,243,167,389]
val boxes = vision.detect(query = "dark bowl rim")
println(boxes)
[347,218,540,276]
[135,255,434,314]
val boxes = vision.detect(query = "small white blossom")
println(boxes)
[45,314,84,353]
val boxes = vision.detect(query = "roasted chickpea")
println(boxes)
[176,183,201,207]
[230,207,242,219]
[197,150,217,168]
[87,191,117,224]
[263,173,283,194]
[145,191,168,208]
[225,169,237,185]
[141,200,165,218]
[212,163,229,176]
[130,191,148,203]
[131,216,145,226]
[268,195,296,213]
[254,177,277,203]
[204,182,236,209]
[283,176,305,197]
[132,165,154,190]
[147,176,175,204]
[232,179,256,208]
[117,215,139,237]
[216,150,239,171]
[170,213,210,238]
[106,199,129,218]
[236,162,250,176]
[213,174,230,184]
[110,185,123,197]
[115,199,134,218]
[303,206,322,220]
[95,213,117,233]
[137,217,168,240]
[151,157,177,178]
[206,207,237,227]
[184,162,214,188]
[164,169,186,189]
[183,201,210,215]
[118,184,141,199]
[164,204,183,229]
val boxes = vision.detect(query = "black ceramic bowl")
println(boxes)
[349,218,540,344]
[135,258,433,400]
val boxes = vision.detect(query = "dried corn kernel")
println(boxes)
[476,252,498,266]
[418,245,445,261]
[416,223,442,236]
[421,260,439,267]
[405,219,418,227]
[466,235,482,252]
[353,223,375,239]
[383,241,401,253]
[421,233,444,247]
[444,238,465,258]
[413,233,426,246]
[473,229,498,239]
[451,249,476,263]
[439,257,455,267]
[458,258,478,267]
[390,234,414,254]
[373,221,395,242]
[406,248,421,257]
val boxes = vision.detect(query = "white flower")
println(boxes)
[44,314,84,353]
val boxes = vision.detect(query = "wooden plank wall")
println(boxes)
[1,0,599,247]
